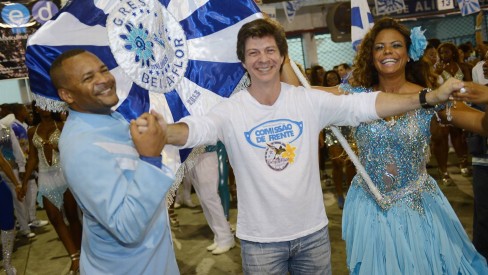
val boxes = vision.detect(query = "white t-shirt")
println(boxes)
[472,61,488,85]
[180,82,379,242]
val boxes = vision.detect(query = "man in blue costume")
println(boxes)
[50,49,179,274]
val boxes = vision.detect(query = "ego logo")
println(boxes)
[107,0,188,93]
[1,1,59,33]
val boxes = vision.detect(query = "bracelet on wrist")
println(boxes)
[419,88,434,109]
[475,26,482,32]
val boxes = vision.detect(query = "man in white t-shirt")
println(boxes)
[136,18,463,274]
[473,52,488,86]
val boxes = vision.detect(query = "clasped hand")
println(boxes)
[130,111,167,157]
[431,78,465,104]
[451,82,488,104]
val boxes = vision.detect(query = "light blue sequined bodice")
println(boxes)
[343,84,439,211]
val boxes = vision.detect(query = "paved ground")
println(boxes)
[2,155,477,274]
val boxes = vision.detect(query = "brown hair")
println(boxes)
[236,18,288,64]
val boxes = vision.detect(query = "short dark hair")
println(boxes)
[339,63,350,70]
[428,38,441,49]
[10,103,25,118]
[236,18,288,63]
[49,49,87,89]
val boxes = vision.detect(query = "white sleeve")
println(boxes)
[178,115,219,149]
[312,89,380,127]
[9,126,26,172]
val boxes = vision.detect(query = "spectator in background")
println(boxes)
[469,35,488,260]
[337,63,352,84]
[0,150,21,275]
[321,70,356,209]
[310,64,325,86]
[11,103,48,228]
[0,106,35,239]
[434,42,472,181]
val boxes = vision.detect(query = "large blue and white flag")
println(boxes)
[351,0,374,51]
[26,0,261,166]
[457,0,480,16]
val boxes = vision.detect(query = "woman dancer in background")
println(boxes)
[21,104,82,274]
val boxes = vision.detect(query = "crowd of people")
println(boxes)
[2,13,488,275]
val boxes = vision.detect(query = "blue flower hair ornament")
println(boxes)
[409,26,427,61]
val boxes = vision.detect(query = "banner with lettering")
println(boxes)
[0,0,61,79]
[374,0,406,15]
[367,0,487,17]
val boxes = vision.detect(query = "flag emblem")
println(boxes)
[108,0,188,93]
[457,0,480,16]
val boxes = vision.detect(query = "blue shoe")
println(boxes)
[337,195,345,210]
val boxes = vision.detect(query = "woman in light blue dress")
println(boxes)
[341,17,488,274]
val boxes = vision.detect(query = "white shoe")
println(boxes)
[29,219,49,228]
[20,230,36,238]
[211,242,236,255]
[5,267,16,275]
[183,200,196,208]
[206,242,218,251]
[174,202,182,209]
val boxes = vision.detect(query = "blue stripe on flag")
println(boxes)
[185,60,246,97]
[165,90,190,122]
[179,0,260,40]
[351,7,363,29]
[116,84,150,121]
[52,0,107,26]
[163,88,192,162]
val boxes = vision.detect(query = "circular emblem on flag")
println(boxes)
[107,0,188,93]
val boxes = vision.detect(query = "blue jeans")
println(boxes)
[241,226,332,275]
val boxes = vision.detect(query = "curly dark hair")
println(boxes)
[322,70,341,87]
[352,17,413,88]
[437,42,460,64]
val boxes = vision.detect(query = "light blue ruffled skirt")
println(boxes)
[342,178,488,275]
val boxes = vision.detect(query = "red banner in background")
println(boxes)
[0,0,61,80]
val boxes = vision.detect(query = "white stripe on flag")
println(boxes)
[187,14,262,63]
[27,13,108,46]
[167,0,209,22]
